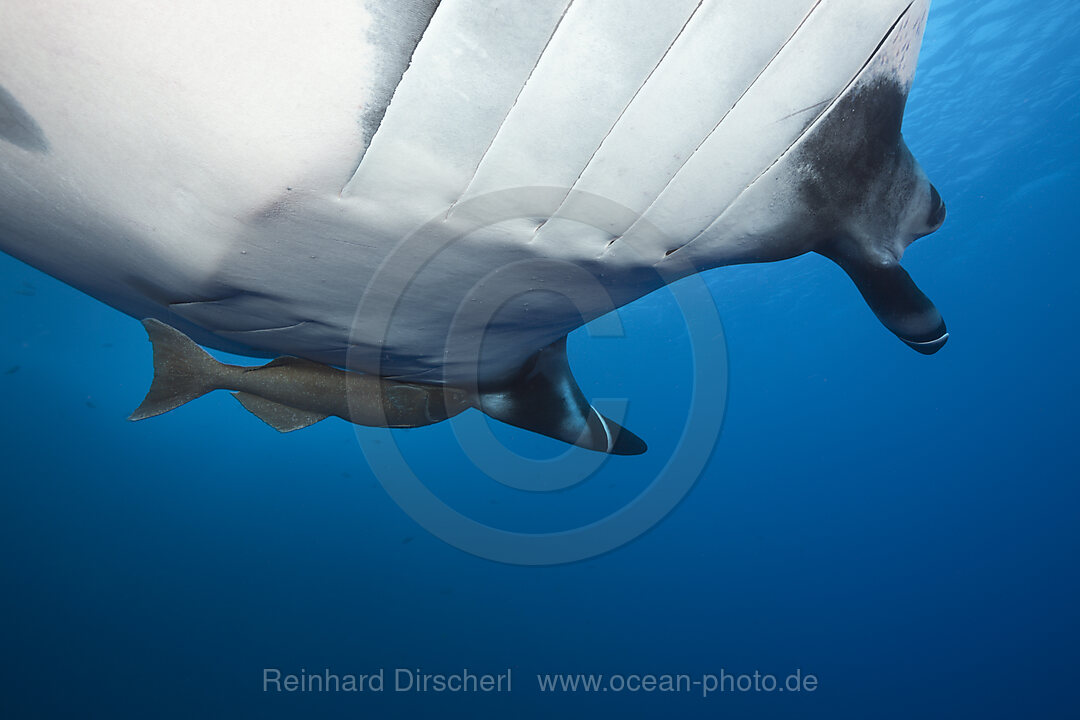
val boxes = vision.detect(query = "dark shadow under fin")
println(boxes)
[477,337,647,455]
[129,318,221,421]
[0,84,50,153]
[823,250,948,355]
[232,392,329,433]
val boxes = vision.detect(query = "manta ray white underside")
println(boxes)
[0,0,947,450]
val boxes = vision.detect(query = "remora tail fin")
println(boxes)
[129,318,222,421]
[477,337,647,455]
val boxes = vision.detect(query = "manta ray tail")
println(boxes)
[476,337,647,455]
[129,318,222,421]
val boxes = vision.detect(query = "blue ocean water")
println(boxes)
[1,0,1077,717]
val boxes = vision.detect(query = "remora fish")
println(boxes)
[0,0,947,453]
[130,319,644,454]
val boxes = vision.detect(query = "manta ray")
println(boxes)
[0,0,947,454]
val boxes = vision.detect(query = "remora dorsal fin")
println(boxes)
[261,356,325,371]
[232,392,329,433]
[129,318,222,421]
[477,337,646,455]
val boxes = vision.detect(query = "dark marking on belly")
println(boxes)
[794,76,915,234]
[0,84,49,153]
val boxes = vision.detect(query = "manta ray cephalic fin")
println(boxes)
[821,247,948,355]
[232,392,330,433]
[476,337,647,455]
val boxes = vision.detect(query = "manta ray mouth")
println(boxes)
[926,184,947,234]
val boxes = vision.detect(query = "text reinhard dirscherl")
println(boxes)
[263,668,512,694]
[262,668,820,698]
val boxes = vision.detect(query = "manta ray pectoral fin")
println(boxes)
[477,337,647,455]
[231,392,329,433]
[823,249,948,355]
[129,318,222,421]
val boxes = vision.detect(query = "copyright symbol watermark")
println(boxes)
[347,188,728,565]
